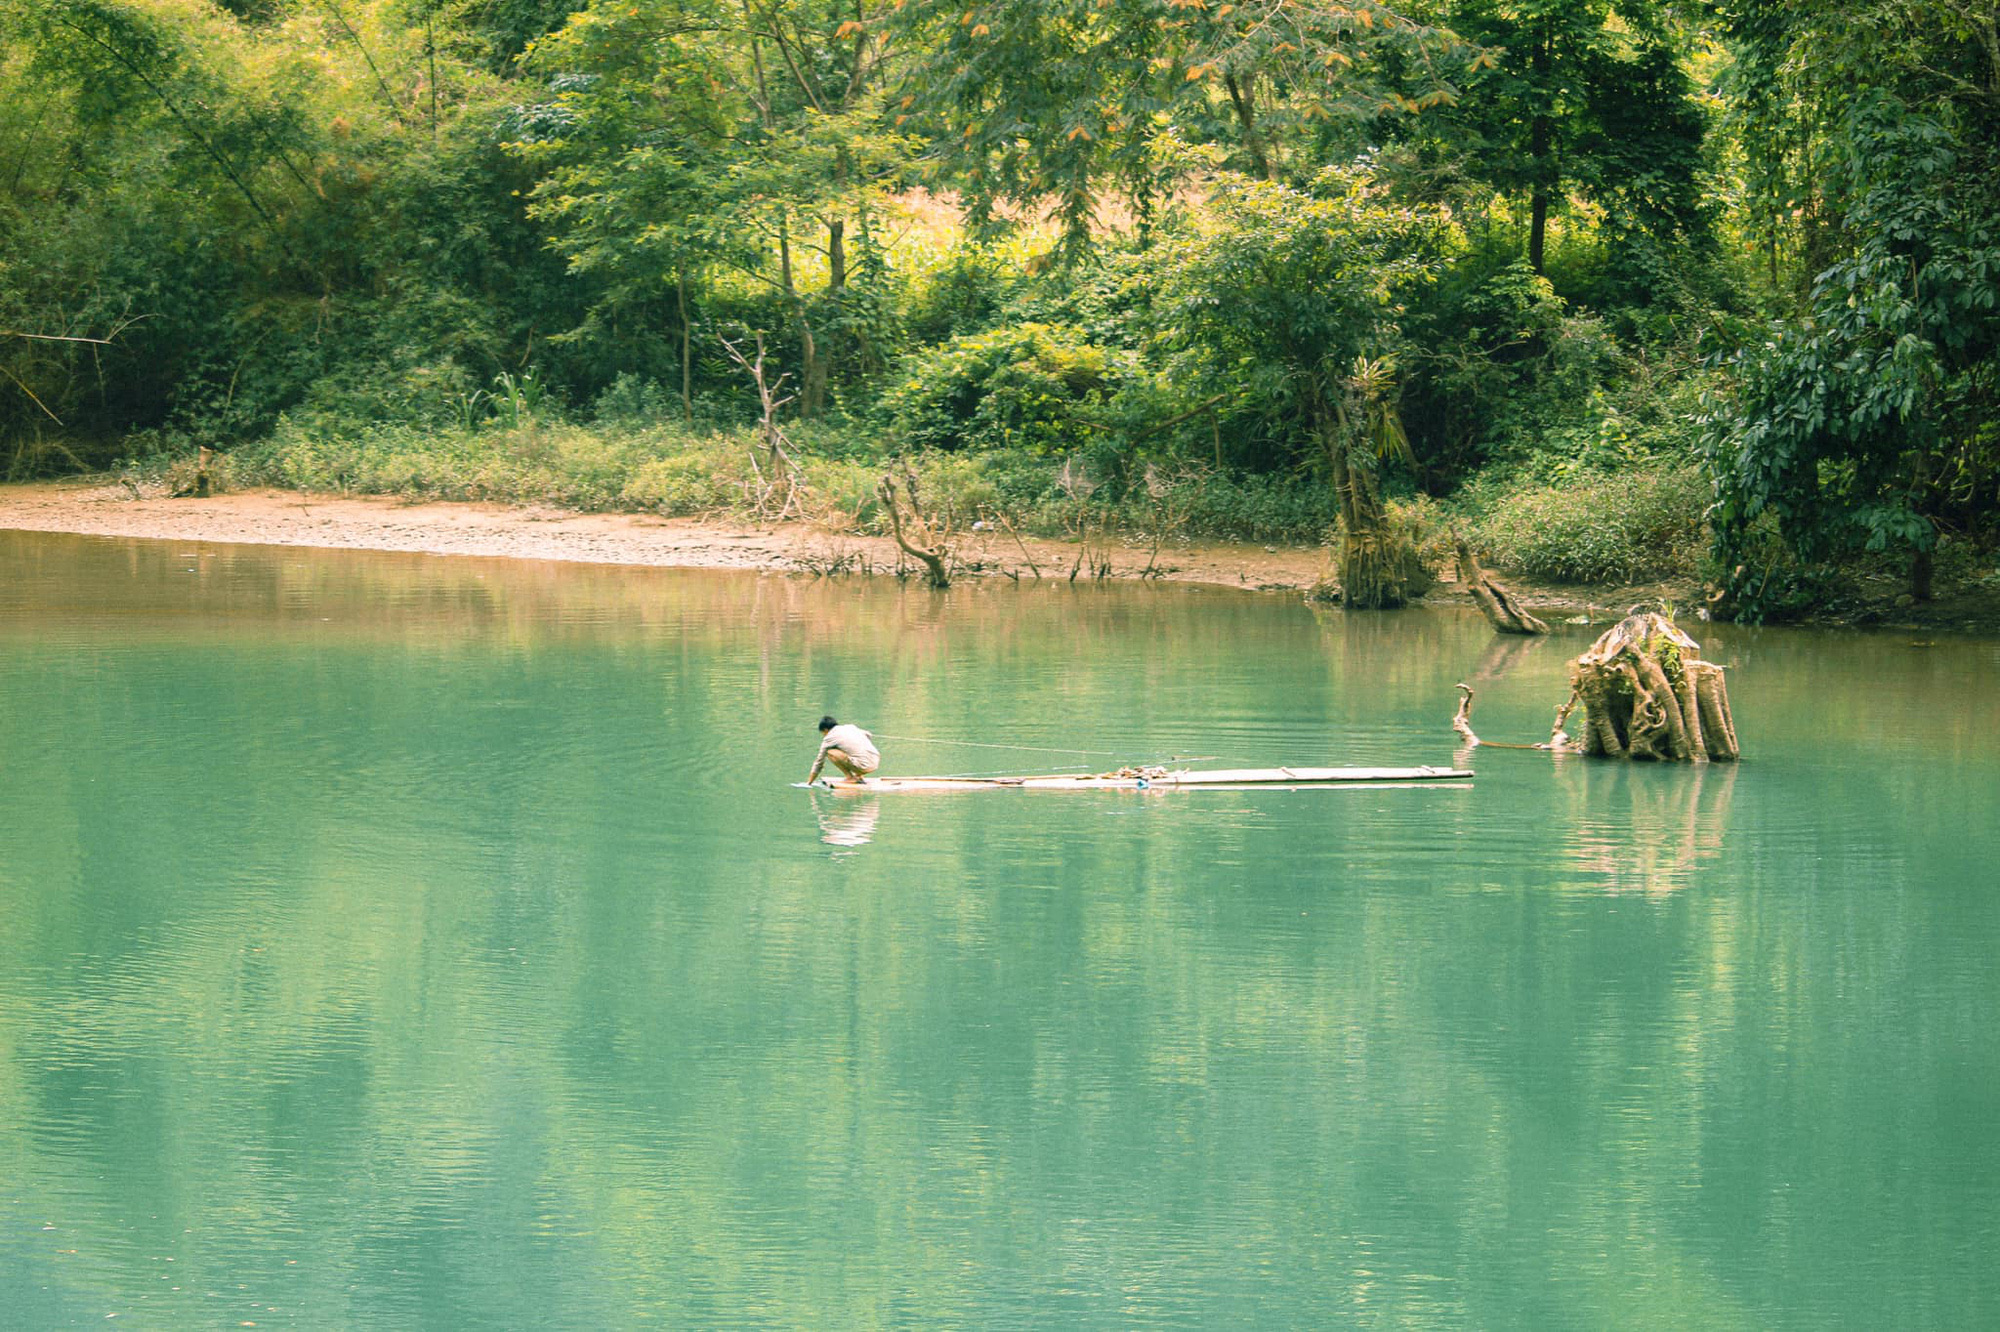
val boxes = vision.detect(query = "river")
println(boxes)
[2,530,1995,1327]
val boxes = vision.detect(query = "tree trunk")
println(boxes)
[878,472,951,589]
[778,214,795,303]
[424,11,439,140]
[1529,185,1549,276]
[1320,393,1424,610]
[1332,437,1397,609]
[800,322,826,418]
[1223,71,1276,182]
[813,217,846,416]
[1528,35,1552,275]
[676,272,693,421]
[778,218,824,419]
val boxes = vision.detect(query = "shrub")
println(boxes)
[878,323,1151,454]
[593,374,681,427]
[899,242,1019,347]
[798,456,885,524]
[621,445,745,515]
[1465,461,1710,583]
[209,416,1352,548]
[804,451,1006,531]
[231,416,766,513]
[1168,471,1341,544]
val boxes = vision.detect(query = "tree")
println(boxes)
[516,0,909,416]
[1703,94,2000,608]
[888,0,1464,257]
[1151,169,1447,605]
[509,0,745,416]
[1424,0,1709,281]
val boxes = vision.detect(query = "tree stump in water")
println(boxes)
[1453,533,1547,635]
[1571,610,1739,761]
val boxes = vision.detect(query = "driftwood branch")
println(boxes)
[719,330,803,520]
[994,510,1042,579]
[170,446,214,498]
[1127,392,1230,445]
[877,467,952,588]
[2,329,114,345]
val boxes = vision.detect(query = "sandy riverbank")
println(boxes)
[0,478,1342,593]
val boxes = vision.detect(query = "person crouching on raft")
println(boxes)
[809,715,880,786]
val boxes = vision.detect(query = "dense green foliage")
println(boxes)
[877,323,1151,457]
[1701,0,2000,614]
[3,0,1996,609]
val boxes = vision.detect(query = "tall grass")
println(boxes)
[209,417,1344,544]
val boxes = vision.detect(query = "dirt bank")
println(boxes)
[6,479,1993,633]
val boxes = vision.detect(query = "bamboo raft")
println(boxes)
[810,765,1473,794]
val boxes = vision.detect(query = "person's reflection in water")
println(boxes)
[812,792,881,855]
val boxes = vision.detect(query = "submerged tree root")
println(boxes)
[1453,683,1578,751]
[877,467,953,589]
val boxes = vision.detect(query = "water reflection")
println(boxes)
[1556,758,1740,895]
[1465,629,1565,682]
[4,530,1999,1329]
[812,791,881,852]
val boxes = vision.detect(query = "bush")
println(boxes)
[878,323,1151,454]
[230,416,760,512]
[1465,461,1710,583]
[621,445,746,515]
[1168,472,1344,544]
[805,451,1007,531]
[593,374,681,427]
[204,416,1352,548]
[899,242,1020,347]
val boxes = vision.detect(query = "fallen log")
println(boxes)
[1453,533,1548,635]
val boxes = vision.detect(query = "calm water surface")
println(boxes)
[2,530,1996,1328]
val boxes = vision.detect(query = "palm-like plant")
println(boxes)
[1331,355,1427,609]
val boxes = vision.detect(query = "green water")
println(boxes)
[2,530,1996,1328]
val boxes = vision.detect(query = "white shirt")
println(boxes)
[817,724,880,769]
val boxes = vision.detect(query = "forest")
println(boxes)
[2,0,1996,619]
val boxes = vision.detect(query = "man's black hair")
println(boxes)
[818,715,839,732]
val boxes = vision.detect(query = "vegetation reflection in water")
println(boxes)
[1,532,1996,1328]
